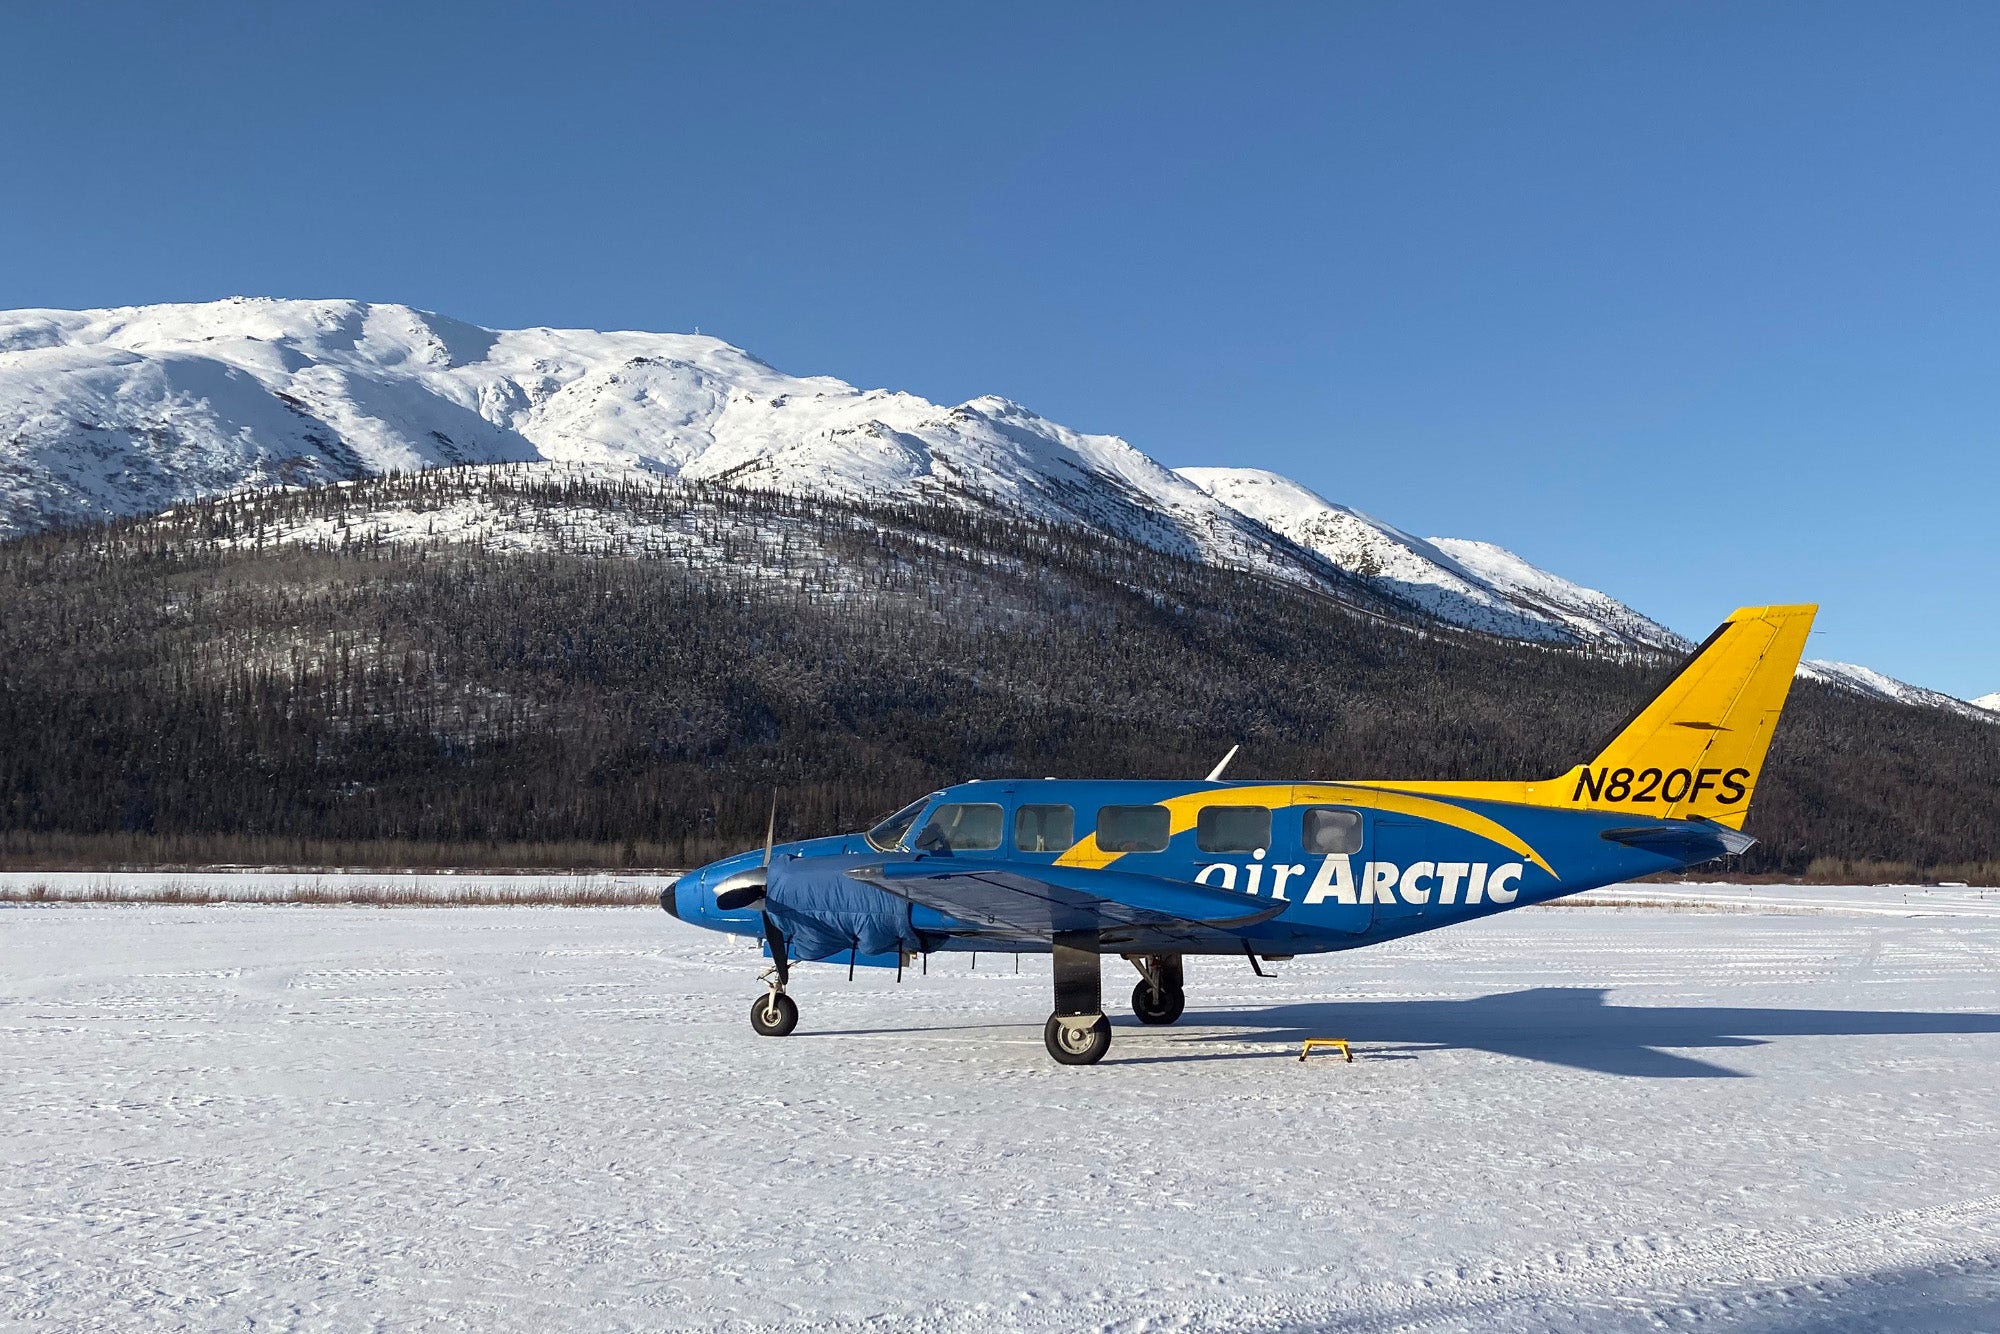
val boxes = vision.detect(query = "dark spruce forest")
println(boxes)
[2,472,1995,881]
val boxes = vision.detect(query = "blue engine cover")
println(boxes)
[764,853,922,962]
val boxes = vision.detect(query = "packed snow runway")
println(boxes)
[6,896,2000,1332]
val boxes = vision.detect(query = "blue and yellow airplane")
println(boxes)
[663,605,1816,1064]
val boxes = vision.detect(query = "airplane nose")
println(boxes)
[659,878,681,919]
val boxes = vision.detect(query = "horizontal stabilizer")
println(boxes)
[1600,820,1757,865]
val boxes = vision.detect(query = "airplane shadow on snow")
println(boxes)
[1137,987,2000,1078]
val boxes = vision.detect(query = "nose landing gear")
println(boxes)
[749,912,798,1038]
[751,985,798,1036]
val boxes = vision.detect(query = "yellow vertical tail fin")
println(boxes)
[1566,604,1817,828]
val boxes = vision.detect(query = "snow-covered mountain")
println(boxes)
[1177,467,1687,650]
[1969,692,1999,714]
[1798,661,1997,723]
[0,298,1322,585]
[1172,476,1993,722]
[0,298,1984,721]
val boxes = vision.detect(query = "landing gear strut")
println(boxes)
[750,912,798,1038]
[1044,932,1111,1065]
[1128,953,1186,1025]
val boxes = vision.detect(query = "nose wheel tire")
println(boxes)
[750,992,799,1037]
[1131,980,1186,1025]
[1044,1013,1112,1065]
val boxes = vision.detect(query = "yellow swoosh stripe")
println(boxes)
[1054,783,1555,877]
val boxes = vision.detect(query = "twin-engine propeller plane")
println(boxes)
[662,604,1816,1065]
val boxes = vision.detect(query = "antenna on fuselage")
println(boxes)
[1205,745,1240,782]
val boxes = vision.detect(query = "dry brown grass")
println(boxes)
[0,831,692,874]
[1532,896,1765,913]
[1803,856,2000,887]
[0,878,665,907]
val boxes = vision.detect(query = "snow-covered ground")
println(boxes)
[7,892,2000,1331]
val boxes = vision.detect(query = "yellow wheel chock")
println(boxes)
[1299,1038,1353,1063]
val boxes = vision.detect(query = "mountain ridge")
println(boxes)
[7,469,1995,879]
[1,297,1979,717]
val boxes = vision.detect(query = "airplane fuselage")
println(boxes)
[667,777,1720,959]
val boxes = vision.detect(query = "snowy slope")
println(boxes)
[1974,692,2000,714]
[1179,467,1686,650]
[1801,660,2000,723]
[0,299,1316,583]
[1427,537,1691,652]
[3,299,1981,715]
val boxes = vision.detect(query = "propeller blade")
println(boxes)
[717,793,781,912]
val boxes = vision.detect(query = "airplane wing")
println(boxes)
[850,858,1287,944]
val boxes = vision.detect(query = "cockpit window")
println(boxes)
[864,793,939,852]
[913,802,1005,853]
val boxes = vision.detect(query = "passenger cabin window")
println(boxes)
[1014,804,1076,853]
[1196,805,1271,854]
[914,802,1004,853]
[1096,804,1170,853]
[1302,807,1363,855]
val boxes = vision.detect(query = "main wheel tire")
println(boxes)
[1044,1013,1112,1065]
[750,992,799,1037]
[1131,980,1186,1025]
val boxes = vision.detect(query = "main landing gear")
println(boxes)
[1129,954,1186,1026]
[1045,934,1112,1064]
[749,913,799,1038]
[1041,946,1189,1063]
[1045,1012,1112,1064]
[1040,942,1192,1064]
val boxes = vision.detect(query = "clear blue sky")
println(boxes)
[4,3,1996,697]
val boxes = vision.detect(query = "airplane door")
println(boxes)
[1368,818,1432,931]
